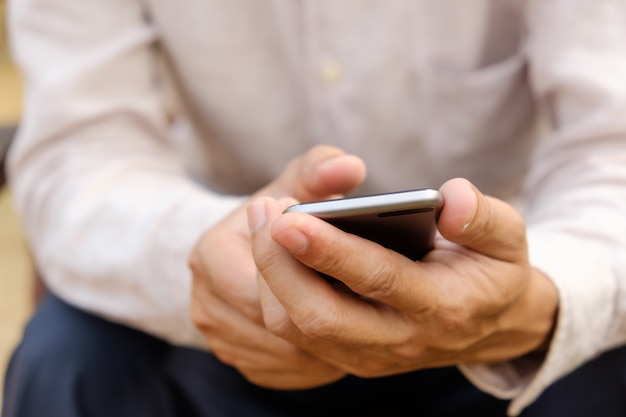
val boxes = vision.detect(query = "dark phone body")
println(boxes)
[284,188,442,261]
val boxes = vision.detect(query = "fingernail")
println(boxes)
[248,200,267,234]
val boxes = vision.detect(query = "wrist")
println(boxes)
[527,268,559,354]
[503,267,559,358]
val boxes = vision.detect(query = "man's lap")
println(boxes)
[2,294,624,417]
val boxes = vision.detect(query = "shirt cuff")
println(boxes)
[459,229,615,416]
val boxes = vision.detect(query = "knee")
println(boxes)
[10,295,144,370]
[3,295,169,417]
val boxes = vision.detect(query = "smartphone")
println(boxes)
[283,188,442,261]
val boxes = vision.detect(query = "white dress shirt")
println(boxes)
[7,0,626,415]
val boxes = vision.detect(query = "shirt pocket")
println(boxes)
[420,50,538,196]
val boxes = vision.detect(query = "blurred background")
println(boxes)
[0,0,34,409]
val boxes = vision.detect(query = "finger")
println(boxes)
[191,273,268,346]
[256,267,424,378]
[198,287,346,391]
[239,367,345,391]
[266,203,438,311]
[249,197,414,341]
[189,237,264,324]
[437,178,527,262]
[248,197,345,317]
[191,276,320,376]
[259,145,367,202]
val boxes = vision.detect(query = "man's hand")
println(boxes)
[248,178,558,377]
[189,145,366,389]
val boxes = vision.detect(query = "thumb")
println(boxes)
[259,145,366,203]
[437,178,527,262]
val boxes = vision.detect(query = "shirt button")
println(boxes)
[321,60,342,84]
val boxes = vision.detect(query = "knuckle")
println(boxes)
[316,251,351,280]
[431,306,487,352]
[265,320,288,339]
[511,217,528,248]
[190,306,215,332]
[498,206,526,242]
[254,245,283,276]
[354,258,398,300]
[391,343,428,363]
[295,305,342,340]
[436,310,467,335]
[365,273,396,301]
[212,349,237,367]
[432,296,472,335]
[263,312,294,339]
[481,199,528,252]
[188,250,204,276]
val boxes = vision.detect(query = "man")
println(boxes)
[4,1,626,416]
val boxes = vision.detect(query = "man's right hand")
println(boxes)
[188,145,366,389]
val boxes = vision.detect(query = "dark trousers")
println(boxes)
[3,294,626,417]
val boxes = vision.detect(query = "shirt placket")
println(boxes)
[301,1,344,146]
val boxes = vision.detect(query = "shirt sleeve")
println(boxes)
[7,0,244,348]
[459,0,626,415]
